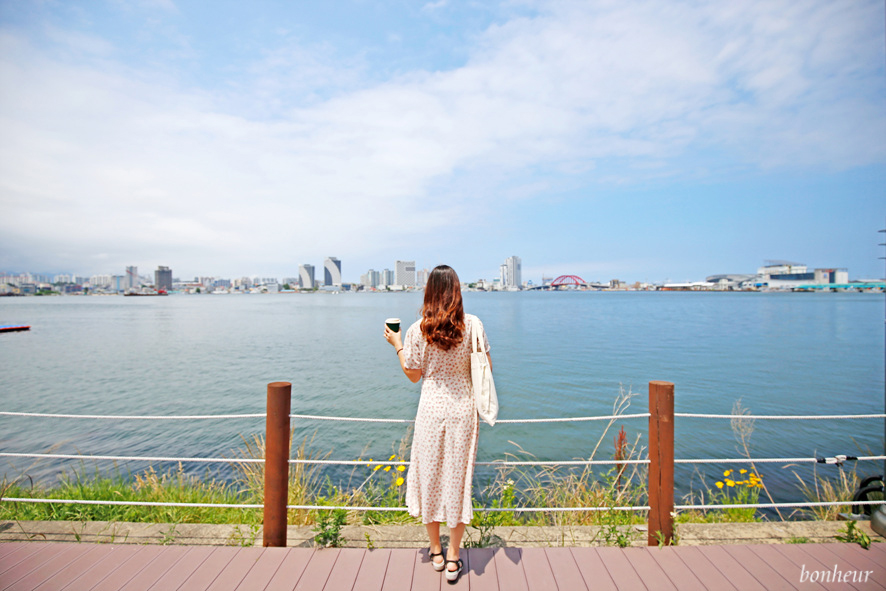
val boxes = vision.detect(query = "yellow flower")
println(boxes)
[723,469,733,477]
[715,481,724,489]
[396,465,406,472]
[725,479,735,487]
[373,465,382,472]
[367,458,373,465]
[389,454,397,461]
[395,476,405,486]
[384,466,391,472]
[739,469,747,474]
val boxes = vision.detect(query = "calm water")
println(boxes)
[1,291,884,504]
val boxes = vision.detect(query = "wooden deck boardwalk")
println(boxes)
[2,541,885,590]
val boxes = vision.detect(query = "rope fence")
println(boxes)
[6,452,886,467]
[2,380,885,547]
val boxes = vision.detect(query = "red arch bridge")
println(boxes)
[532,275,590,289]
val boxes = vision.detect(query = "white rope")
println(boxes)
[289,459,649,466]
[675,413,886,420]
[0,411,265,420]
[288,413,651,424]
[677,500,886,510]
[1,453,649,468]
[674,455,886,465]
[286,505,649,512]
[0,410,649,423]
[0,452,262,464]
[0,497,649,512]
[289,414,412,423]
[494,413,650,424]
[0,497,262,509]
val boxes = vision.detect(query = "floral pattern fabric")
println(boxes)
[402,313,490,527]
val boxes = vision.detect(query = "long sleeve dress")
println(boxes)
[402,314,490,527]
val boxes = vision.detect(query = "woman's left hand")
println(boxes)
[384,325,403,349]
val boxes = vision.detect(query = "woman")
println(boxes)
[384,265,491,583]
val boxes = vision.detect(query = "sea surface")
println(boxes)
[1,291,884,506]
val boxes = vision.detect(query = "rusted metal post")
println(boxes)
[648,380,675,546]
[263,381,291,547]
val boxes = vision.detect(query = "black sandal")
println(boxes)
[429,548,445,572]
[445,558,463,583]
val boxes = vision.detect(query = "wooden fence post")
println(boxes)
[648,380,674,546]
[264,381,291,547]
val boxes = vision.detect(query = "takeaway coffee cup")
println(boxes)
[385,318,401,332]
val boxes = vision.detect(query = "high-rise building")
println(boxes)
[502,256,522,289]
[155,266,173,292]
[361,269,380,288]
[395,260,416,288]
[417,268,430,288]
[299,264,315,289]
[380,269,394,287]
[324,257,342,286]
[125,266,139,291]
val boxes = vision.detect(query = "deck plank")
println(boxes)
[747,543,830,591]
[351,549,391,591]
[89,546,167,591]
[58,545,146,591]
[323,547,365,591]
[718,545,799,591]
[4,543,94,591]
[544,548,588,591]
[0,543,32,562]
[409,548,442,591]
[466,548,498,591]
[492,548,527,591]
[205,547,267,591]
[568,548,618,591]
[595,547,649,590]
[665,546,739,591]
[145,546,216,591]
[2,543,86,591]
[642,546,707,591]
[233,547,290,591]
[806,544,886,590]
[0,542,55,579]
[177,547,242,591]
[689,545,764,591]
[118,546,192,591]
[264,547,315,591]
[32,545,106,591]
[380,549,417,591]
[293,548,339,591]
[621,547,679,591]
[519,547,556,591]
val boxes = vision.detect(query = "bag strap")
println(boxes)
[471,316,482,354]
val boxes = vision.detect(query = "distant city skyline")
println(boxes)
[1,2,883,283]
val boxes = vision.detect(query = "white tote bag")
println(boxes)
[470,316,498,426]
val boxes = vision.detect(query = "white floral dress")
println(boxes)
[402,314,490,527]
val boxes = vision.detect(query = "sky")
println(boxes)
[1,0,884,284]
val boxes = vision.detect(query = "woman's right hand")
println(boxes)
[384,325,403,350]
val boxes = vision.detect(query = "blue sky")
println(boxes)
[1,0,884,284]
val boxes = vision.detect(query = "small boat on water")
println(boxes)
[0,325,30,333]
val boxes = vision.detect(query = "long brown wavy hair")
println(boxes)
[420,265,464,350]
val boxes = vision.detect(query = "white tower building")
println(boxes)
[299,264,315,289]
[324,257,342,287]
